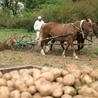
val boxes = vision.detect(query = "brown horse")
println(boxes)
[50,22,98,51]
[39,19,93,59]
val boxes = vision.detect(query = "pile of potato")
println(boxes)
[0,64,98,98]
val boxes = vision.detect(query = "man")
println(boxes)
[34,16,44,40]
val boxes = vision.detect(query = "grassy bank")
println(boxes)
[0,29,35,40]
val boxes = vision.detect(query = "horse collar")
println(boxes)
[80,20,85,38]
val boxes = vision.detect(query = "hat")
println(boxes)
[38,16,42,19]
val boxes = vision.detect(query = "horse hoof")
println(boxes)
[62,54,66,57]
[75,56,78,59]
[41,49,45,55]
[41,52,45,55]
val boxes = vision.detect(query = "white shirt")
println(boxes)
[34,20,44,31]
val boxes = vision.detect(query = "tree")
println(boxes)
[0,0,24,16]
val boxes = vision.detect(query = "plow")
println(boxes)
[10,35,37,51]
[0,33,92,51]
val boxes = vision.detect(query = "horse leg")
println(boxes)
[62,43,69,57]
[50,40,65,51]
[44,39,52,52]
[60,41,65,50]
[77,34,85,51]
[70,43,78,59]
[77,39,84,51]
[40,40,46,55]
[38,35,45,55]
[50,39,55,51]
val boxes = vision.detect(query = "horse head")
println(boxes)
[92,22,98,38]
[81,18,93,38]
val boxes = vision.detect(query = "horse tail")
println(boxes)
[38,23,45,46]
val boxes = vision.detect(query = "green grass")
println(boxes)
[0,28,35,40]
[94,48,98,55]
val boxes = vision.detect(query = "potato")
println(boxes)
[0,71,3,78]
[33,68,41,80]
[10,90,21,98]
[66,64,79,73]
[40,72,54,82]
[90,81,98,92]
[21,92,32,98]
[10,70,19,76]
[73,95,83,98]
[78,85,87,94]
[61,94,72,98]
[61,69,69,76]
[63,74,75,86]
[7,80,14,91]
[29,69,34,76]
[80,74,92,84]
[10,70,21,80]
[52,82,63,97]
[35,78,52,96]
[41,67,52,73]
[25,77,34,87]
[63,86,76,96]
[33,93,42,98]
[3,73,12,80]
[42,96,53,98]
[78,85,98,97]
[21,74,32,82]
[14,79,28,92]
[90,69,98,80]
[80,65,93,74]
[19,69,31,75]
[72,70,81,79]
[74,79,81,86]
[50,68,62,79]
[28,86,37,94]
[0,78,7,86]
[56,77,63,84]
[0,86,10,98]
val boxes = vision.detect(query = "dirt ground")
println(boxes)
[0,37,98,69]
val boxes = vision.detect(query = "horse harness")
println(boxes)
[70,20,93,43]
[42,21,92,43]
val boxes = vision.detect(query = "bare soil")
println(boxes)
[0,38,98,69]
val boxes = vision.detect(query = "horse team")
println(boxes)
[38,18,98,59]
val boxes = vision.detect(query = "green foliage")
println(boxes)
[94,48,98,56]
[0,28,30,40]
[0,0,98,30]
[70,91,77,97]
[24,0,65,9]
[55,0,98,22]
[75,86,82,91]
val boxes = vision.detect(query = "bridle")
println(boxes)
[71,20,93,43]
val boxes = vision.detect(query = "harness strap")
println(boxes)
[61,24,66,34]
[70,23,80,31]
[41,32,73,41]
[70,21,85,38]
